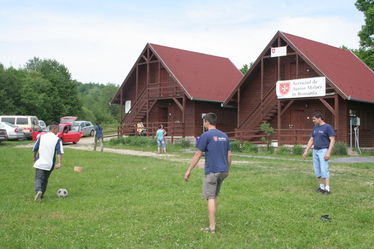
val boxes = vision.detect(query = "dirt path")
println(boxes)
[17,137,256,168]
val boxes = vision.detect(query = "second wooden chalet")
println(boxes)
[111,43,242,137]
[224,31,374,146]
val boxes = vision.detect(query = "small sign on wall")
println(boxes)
[125,100,131,113]
[271,46,287,57]
[276,77,326,99]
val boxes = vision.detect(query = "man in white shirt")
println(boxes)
[33,122,64,200]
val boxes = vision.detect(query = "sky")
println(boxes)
[0,0,364,85]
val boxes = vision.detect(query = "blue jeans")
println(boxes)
[313,148,329,178]
[157,139,166,148]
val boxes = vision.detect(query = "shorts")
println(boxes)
[157,139,166,148]
[313,148,330,178]
[202,172,228,199]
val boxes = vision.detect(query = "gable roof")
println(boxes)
[148,44,243,102]
[224,31,374,104]
[281,32,374,103]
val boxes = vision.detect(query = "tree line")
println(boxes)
[0,58,120,125]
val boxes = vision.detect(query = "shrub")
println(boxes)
[177,139,192,148]
[276,146,289,155]
[333,142,348,155]
[260,122,275,150]
[241,142,258,153]
[230,140,241,152]
[108,137,125,145]
[108,136,156,147]
[292,145,304,155]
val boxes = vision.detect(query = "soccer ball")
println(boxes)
[57,188,68,198]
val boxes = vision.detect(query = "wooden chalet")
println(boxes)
[224,31,374,146]
[111,43,242,138]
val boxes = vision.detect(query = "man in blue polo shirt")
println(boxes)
[303,112,335,194]
[184,113,232,233]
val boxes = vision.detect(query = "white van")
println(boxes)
[0,115,41,138]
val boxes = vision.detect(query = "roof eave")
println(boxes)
[347,96,374,104]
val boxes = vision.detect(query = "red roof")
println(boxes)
[282,32,374,103]
[149,44,242,102]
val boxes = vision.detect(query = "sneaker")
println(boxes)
[200,227,216,233]
[322,190,331,195]
[34,191,43,201]
[316,188,325,193]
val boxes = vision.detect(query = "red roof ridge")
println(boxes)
[280,31,351,52]
[148,43,232,61]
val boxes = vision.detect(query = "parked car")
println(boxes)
[60,116,78,124]
[0,129,7,142]
[0,115,40,139]
[73,121,95,136]
[32,123,83,144]
[38,120,47,131]
[0,122,25,140]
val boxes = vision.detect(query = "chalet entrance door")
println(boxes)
[289,110,306,144]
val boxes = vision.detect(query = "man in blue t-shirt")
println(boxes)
[303,112,335,194]
[184,113,232,233]
[94,122,104,152]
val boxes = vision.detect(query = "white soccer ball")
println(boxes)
[57,188,68,198]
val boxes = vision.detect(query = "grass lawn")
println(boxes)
[0,142,373,249]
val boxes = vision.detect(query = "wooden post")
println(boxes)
[296,54,299,78]
[261,58,264,121]
[146,48,150,125]
[136,65,139,99]
[277,37,281,81]
[278,100,281,145]
[237,88,240,128]
[334,94,339,139]
[277,37,281,144]
[120,88,123,135]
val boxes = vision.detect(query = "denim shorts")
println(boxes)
[313,148,329,178]
[202,172,228,199]
[157,139,166,148]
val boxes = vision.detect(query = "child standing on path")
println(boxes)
[156,124,167,154]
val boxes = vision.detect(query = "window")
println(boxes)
[31,117,38,125]
[1,117,15,124]
[16,118,28,125]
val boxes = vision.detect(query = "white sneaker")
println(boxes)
[34,191,43,201]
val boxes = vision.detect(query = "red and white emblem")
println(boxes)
[279,82,290,95]
[271,48,275,54]
[213,136,218,142]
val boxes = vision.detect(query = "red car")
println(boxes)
[32,123,83,144]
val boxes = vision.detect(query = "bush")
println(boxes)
[108,137,125,145]
[276,146,289,155]
[333,142,348,155]
[177,139,192,148]
[292,145,304,155]
[241,142,258,153]
[230,140,241,152]
[258,145,274,154]
[108,136,156,147]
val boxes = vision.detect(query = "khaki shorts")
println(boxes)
[202,172,228,199]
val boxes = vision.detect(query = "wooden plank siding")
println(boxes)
[232,32,374,146]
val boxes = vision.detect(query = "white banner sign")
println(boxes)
[276,77,326,99]
[271,46,287,57]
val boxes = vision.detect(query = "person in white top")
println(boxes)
[33,122,64,200]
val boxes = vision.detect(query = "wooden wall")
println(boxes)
[348,101,374,147]
[193,101,237,136]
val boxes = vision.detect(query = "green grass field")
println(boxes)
[0,142,373,249]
